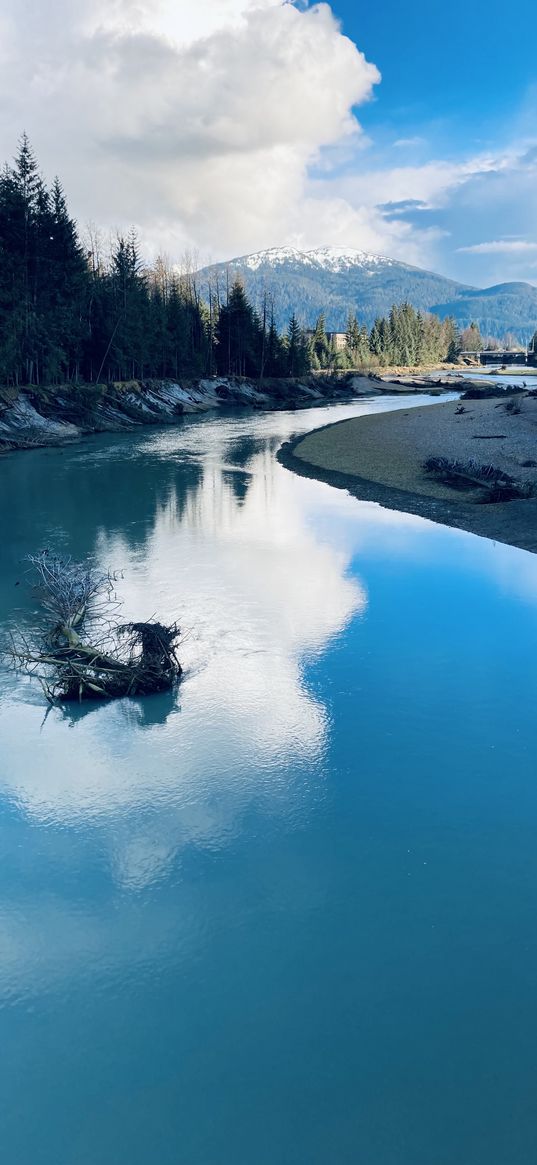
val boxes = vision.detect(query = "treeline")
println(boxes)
[0,136,471,388]
[0,136,304,385]
[309,306,461,370]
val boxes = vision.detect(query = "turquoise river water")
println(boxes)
[1,395,537,1164]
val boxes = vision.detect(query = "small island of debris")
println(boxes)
[4,552,182,703]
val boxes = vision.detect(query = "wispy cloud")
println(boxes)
[458,239,537,254]
[393,136,426,148]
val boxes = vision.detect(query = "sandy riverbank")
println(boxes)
[279,394,537,553]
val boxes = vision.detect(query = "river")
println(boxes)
[450,364,537,387]
[1,395,537,1165]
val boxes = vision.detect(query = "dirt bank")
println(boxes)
[0,374,355,454]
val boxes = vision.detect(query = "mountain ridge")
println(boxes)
[198,247,537,341]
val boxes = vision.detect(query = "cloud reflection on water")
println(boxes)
[1,396,536,998]
[0,409,369,837]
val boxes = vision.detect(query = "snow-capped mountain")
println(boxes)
[197,247,537,340]
[239,246,397,273]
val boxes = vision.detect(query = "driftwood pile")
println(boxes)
[5,553,182,703]
[423,457,533,504]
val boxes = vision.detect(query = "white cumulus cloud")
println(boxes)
[2,0,537,280]
[0,0,382,260]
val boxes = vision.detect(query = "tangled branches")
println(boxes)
[5,552,182,703]
[423,457,534,503]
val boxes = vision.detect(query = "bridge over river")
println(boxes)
[473,349,536,366]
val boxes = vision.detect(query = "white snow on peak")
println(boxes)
[239,247,309,271]
[304,246,396,271]
[237,245,396,273]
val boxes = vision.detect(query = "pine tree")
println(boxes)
[106,231,150,379]
[369,318,383,360]
[345,312,366,365]
[0,164,26,382]
[285,313,310,377]
[265,310,286,377]
[216,278,260,377]
[13,134,41,382]
[312,312,330,368]
[446,318,462,362]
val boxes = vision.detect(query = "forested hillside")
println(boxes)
[199,247,468,334]
[199,247,537,341]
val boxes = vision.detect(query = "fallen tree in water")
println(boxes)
[5,553,182,702]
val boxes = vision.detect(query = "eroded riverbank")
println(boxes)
[0,375,344,453]
[0,372,454,454]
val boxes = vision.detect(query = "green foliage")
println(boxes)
[213,279,294,377]
[312,313,330,367]
[200,254,535,343]
[216,279,260,376]
[446,318,462,362]
[346,313,370,366]
[0,136,89,384]
[0,138,215,384]
[0,137,471,388]
[285,313,311,377]
[366,303,456,367]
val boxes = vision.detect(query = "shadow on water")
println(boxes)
[57,685,181,730]
[0,411,310,629]
[0,439,205,568]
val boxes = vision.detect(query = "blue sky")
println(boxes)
[338,0,534,142]
[318,0,537,285]
[1,0,535,285]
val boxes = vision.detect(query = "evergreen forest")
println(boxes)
[0,137,470,388]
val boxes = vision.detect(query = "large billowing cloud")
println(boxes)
[0,0,382,260]
[3,0,534,277]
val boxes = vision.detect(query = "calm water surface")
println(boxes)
[451,364,536,386]
[1,396,537,1165]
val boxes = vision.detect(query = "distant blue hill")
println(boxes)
[197,248,537,341]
